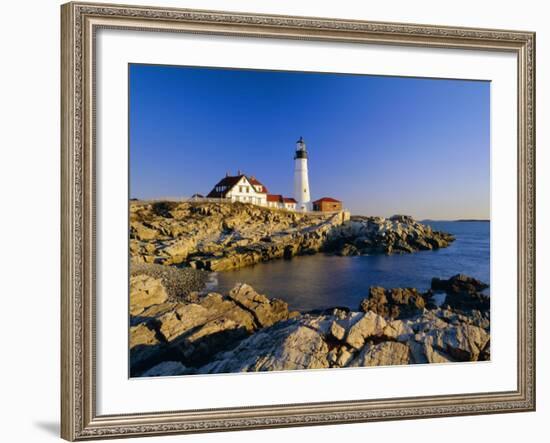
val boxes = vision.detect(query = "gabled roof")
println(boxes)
[248,176,268,193]
[313,197,341,204]
[283,197,297,203]
[207,174,268,198]
[206,175,247,198]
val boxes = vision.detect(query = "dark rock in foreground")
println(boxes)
[359,286,429,319]
[431,274,489,294]
[431,274,490,313]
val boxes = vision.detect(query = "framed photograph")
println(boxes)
[61,1,536,440]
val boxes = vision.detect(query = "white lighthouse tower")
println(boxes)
[293,136,312,212]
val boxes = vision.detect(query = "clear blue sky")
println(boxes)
[129,64,490,220]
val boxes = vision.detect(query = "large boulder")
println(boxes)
[431,274,489,295]
[130,284,292,374]
[227,283,289,328]
[199,318,331,373]
[415,323,490,362]
[345,311,388,349]
[431,274,490,313]
[349,341,412,367]
[359,286,427,319]
[130,274,169,316]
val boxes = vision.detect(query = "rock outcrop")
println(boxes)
[431,274,490,313]
[130,201,345,271]
[130,201,454,272]
[359,286,429,319]
[129,274,490,377]
[129,279,293,375]
[327,214,455,256]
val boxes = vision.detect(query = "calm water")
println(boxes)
[212,221,490,311]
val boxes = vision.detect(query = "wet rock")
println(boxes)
[431,274,489,295]
[431,274,490,313]
[359,286,427,319]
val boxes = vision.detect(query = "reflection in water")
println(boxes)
[214,221,490,311]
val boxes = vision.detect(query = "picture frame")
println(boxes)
[61,1,536,440]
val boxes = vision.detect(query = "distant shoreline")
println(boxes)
[422,219,490,223]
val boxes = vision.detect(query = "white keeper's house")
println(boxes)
[206,172,297,210]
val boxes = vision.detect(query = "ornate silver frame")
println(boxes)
[61,2,536,440]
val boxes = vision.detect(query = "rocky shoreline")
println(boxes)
[128,201,476,377]
[130,273,490,377]
[130,201,455,271]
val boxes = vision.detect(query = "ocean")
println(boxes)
[212,221,490,312]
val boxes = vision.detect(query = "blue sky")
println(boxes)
[129,64,490,220]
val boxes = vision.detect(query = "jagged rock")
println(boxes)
[329,320,346,341]
[443,292,490,313]
[129,323,162,369]
[199,318,330,373]
[141,361,188,377]
[130,221,159,241]
[130,282,292,372]
[130,201,453,270]
[417,323,490,361]
[431,274,490,313]
[227,284,289,328]
[129,280,491,376]
[359,286,427,319]
[345,311,388,349]
[336,346,354,366]
[349,341,412,367]
[431,274,489,295]
[383,319,414,340]
[130,274,169,316]
[130,201,345,269]
[337,243,360,256]
[327,215,454,257]
[408,339,455,364]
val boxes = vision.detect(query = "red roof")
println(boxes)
[283,197,297,203]
[267,194,283,202]
[313,197,341,203]
[248,176,268,192]
[207,174,268,198]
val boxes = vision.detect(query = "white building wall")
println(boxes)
[225,177,267,206]
[294,157,311,211]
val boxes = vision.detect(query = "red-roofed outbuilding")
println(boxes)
[312,197,342,212]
